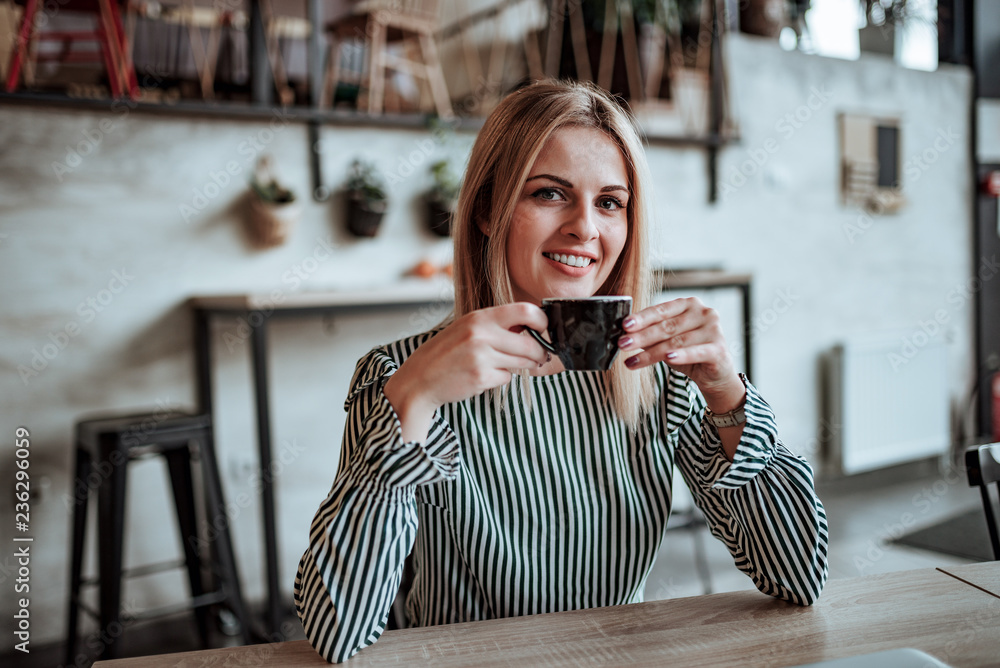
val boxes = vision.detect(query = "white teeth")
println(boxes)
[547,253,592,268]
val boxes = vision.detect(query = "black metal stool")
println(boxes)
[65,411,252,664]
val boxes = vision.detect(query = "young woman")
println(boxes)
[294,79,829,663]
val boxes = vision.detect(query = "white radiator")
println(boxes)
[828,335,951,474]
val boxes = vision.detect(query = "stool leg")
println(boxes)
[366,18,386,115]
[105,0,139,97]
[95,0,125,98]
[196,430,253,644]
[164,444,211,647]
[6,0,39,92]
[417,31,453,119]
[321,35,341,108]
[96,434,128,660]
[65,447,92,668]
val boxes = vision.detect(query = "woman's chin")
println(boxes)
[540,287,598,300]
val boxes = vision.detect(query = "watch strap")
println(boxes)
[705,374,749,429]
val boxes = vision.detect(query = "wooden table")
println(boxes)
[95,564,1000,667]
[188,270,752,637]
[938,562,1000,599]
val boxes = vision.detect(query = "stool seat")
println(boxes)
[76,411,211,452]
[65,409,252,664]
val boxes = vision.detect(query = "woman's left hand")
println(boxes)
[618,297,745,411]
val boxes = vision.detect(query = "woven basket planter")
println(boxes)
[247,193,300,248]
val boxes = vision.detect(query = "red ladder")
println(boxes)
[6,0,138,98]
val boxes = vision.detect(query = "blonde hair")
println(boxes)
[451,79,656,428]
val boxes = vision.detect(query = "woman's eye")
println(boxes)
[598,196,625,210]
[531,187,563,201]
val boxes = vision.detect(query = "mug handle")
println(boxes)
[525,327,557,354]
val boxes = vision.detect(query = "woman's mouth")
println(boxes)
[543,252,594,268]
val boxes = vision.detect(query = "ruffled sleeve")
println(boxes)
[683,378,779,491]
[671,372,830,606]
[295,339,461,663]
[340,348,461,494]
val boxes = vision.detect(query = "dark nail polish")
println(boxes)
[625,355,640,368]
[622,317,636,329]
[618,336,633,349]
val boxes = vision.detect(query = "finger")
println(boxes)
[619,304,703,351]
[493,350,548,372]
[471,367,514,392]
[499,330,551,366]
[493,302,548,332]
[661,343,723,366]
[652,326,716,354]
[622,298,692,333]
[623,341,726,371]
[622,351,652,370]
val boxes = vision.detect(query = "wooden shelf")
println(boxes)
[0,91,484,131]
[2,0,737,199]
[0,90,736,149]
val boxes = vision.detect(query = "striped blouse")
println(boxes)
[294,330,830,663]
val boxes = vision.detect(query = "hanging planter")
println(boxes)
[344,159,388,238]
[246,156,300,249]
[424,159,461,237]
[346,194,387,237]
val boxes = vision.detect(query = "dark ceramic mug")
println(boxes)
[526,296,632,371]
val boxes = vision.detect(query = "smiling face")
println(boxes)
[504,125,630,306]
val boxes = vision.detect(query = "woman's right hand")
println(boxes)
[383,303,550,442]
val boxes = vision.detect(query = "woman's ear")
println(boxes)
[476,218,489,236]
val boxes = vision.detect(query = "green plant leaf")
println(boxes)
[347,159,388,202]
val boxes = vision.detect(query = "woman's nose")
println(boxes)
[560,202,599,241]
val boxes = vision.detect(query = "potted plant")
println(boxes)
[247,155,300,249]
[425,159,461,237]
[345,159,388,238]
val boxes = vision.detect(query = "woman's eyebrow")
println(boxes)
[526,174,573,188]
[526,174,629,194]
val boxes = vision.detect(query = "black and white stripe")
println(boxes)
[294,330,829,663]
